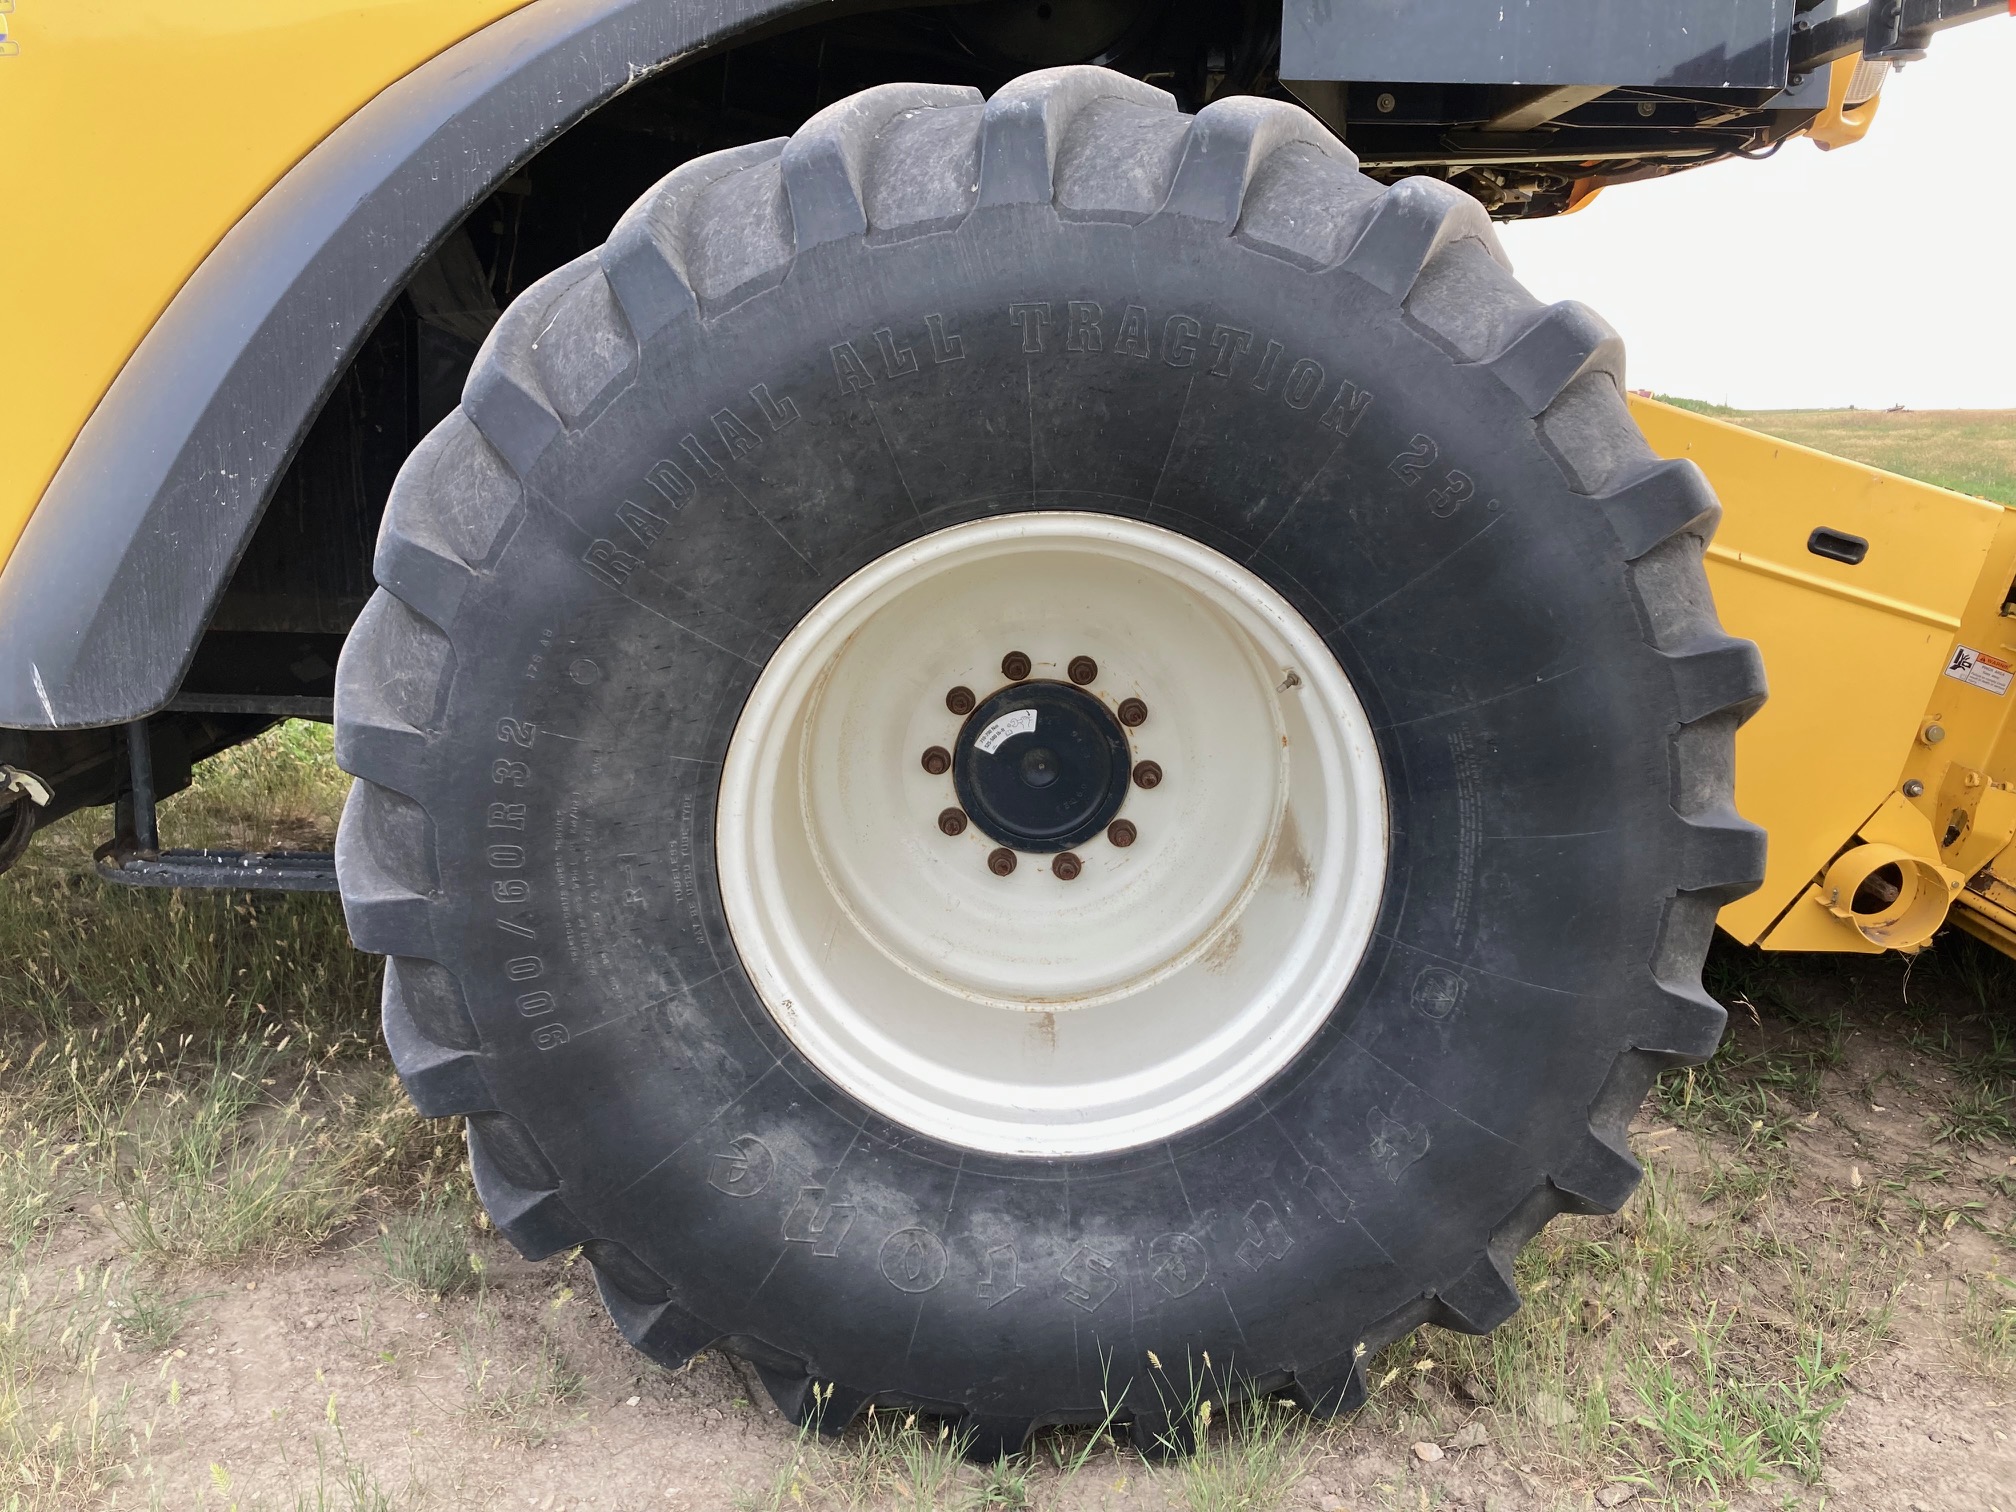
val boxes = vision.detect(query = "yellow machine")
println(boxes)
[3,0,2009,1452]
[1636,397,2016,959]
[5,0,1996,960]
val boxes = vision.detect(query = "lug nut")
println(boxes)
[1132,760,1163,790]
[921,745,952,775]
[1107,819,1137,848]
[938,807,968,836]
[1053,852,1083,880]
[1117,697,1148,727]
[1068,656,1098,686]
[1001,651,1032,681]
[946,685,976,716]
[987,847,1017,876]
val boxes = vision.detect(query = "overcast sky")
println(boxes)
[1496,16,2016,411]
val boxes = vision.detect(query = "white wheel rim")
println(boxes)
[718,513,1387,1156]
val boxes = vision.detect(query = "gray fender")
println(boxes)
[0,0,835,729]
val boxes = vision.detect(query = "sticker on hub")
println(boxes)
[1944,645,2012,696]
[975,709,1037,754]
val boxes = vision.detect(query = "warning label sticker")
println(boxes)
[1943,645,2013,696]
[975,708,1037,754]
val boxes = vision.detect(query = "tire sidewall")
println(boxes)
[412,206,1673,1413]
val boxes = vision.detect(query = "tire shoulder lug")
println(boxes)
[1481,300,1624,416]
[1662,633,1769,726]
[592,1270,717,1372]
[460,255,602,475]
[959,1413,1035,1463]
[604,139,786,337]
[1160,94,1356,227]
[1342,176,1507,301]
[1673,807,1768,900]
[975,66,1176,208]
[1596,457,1721,560]
[334,788,437,960]
[751,1362,823,1426]
[466,1123,590,1260]
[381,981,490,1118]
[1432,1248,1521,1335]
[783,83,981,250]
[1637,981,1730,1063]
[1286,1349,1367,1418]
[1551,1129,1643,1215]
[372,530,471,635]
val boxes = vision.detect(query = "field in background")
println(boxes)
[1656,400,2016,507]
[3,407,2016,1510]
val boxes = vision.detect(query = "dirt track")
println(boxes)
[7,930,2012,1510]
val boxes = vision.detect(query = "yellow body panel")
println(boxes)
[1628,397,2010,949]
[0,0,533,570]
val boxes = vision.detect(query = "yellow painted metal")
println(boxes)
[1628,397,2009,951]
[1911,504,2016,955]
[1807,53,1886,152]
[0,0,535,575]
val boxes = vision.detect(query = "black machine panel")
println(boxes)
[1283,0,1796,87]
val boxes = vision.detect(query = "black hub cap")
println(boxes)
[952,681,1132,853]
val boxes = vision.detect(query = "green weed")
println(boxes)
[379,1188,479,1299]
[1176,1395,1314,1512]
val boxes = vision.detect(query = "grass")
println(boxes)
[1954,1271,2016,1379]
[1652,396,2016,505]
[0,724,456,1503]
[1174,1397,1314,1512]
[0,725,2013,1506]
[379,1187,479,1300]
[0,1260,151,1510]
[458,1296,587,1448]
[0,723,460,1274]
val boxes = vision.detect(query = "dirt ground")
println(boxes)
[5,741,2016,1512]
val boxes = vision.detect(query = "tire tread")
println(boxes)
[335,64,1764,1450]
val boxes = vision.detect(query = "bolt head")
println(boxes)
[1132,760,1163,790]
[1903,779,1925,799]
[921,745,951,775]
[1001,651,1032,681]
[1924,723,1947,745]
[1053,852,1082,881]
[1117,697,1147,728]
[1107,819,1137,848]
[1068,656,1098,686]
[938,807,968,836]
[946,685,976,716]
[987,847,1017,876]
[1376,91,1397,113]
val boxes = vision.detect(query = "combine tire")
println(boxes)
[335,67,1764,1456]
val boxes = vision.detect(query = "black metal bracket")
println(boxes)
[94,718,338,893]
[1791,0,2000,73]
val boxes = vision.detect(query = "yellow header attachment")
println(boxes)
[1632,397,2016,956]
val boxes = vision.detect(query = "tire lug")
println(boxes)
[1001,651,1032,681]
[1067,656,1098,686]
[1052,852,1083,881]
[1117,697,1147,727]
[987,847,1017,876]
[921,746,952,775]
[946,686,976,716]
[938,807,969,836]
[1132,760,1163,790]
[1107,820,1136,848]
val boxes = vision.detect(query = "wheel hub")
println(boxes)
[716,513,1387,1156]
[953,680,1132,853]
